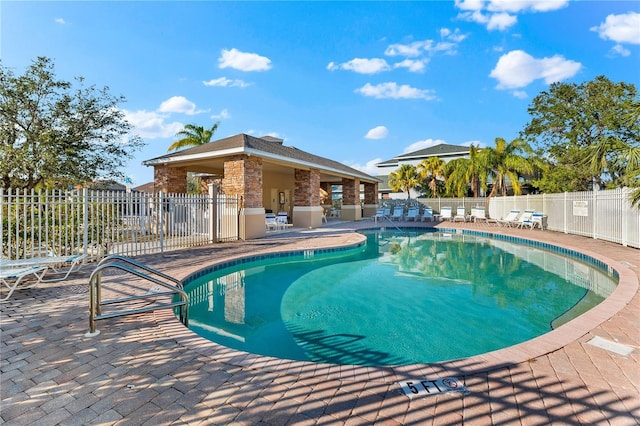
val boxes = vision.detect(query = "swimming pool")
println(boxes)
[182,228,617,366]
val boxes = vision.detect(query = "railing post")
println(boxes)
[208,183,216,244]
[83,188,89,260]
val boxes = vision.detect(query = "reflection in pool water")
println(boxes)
[184,230,617,366]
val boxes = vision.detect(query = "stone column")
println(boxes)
[341,177,362,221]
[222,155,265,240]
[154,165,187,194]
[293,169,323,228]
[362,181,379,218]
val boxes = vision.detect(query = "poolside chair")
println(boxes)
[440,206,453,221]
[265,214,278,231]
[515,210,535,228]
[421,207,434,222]
[470,206,488,223]
[453,206,467,222]
[276,212,289,230]
[496,210,521,227]
[1,265,47,302]
[521,212,545,230]
[0,253,86,282]
[405,207,420,221]
[372,208,386,222]
[390,206,404,221]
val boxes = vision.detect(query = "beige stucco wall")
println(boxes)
[292,206,324,228]
[239,207,266,240]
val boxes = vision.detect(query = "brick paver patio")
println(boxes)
[1,220,638,425]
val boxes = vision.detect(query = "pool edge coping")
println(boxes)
[153,228,638,382]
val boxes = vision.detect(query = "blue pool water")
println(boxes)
[183,229,617,366]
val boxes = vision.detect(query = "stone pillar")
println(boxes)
[362,181,379,218]
[154,165,187,194]
[293,169,323,228]
[222,155,265,240]
[341,177,362,221]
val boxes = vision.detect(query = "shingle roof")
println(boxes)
[378,143,470,166]
[143,134,379,182]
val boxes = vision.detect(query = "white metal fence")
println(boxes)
[415,188,639,248]
[1,187,239,260]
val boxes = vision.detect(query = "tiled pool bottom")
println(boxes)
[156,224,637,381]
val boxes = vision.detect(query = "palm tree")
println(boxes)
[388,164,419,199]
[167,123,219,151]
[443,144,486,197]
[480,137,533,197]
[417,157,445,198]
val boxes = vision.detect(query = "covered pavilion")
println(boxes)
[143,133,380,239]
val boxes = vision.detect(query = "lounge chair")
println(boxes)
[421,208,434,222]
[453,206,467,222]
[440,206,453,221]
[521,212,545,229]
[405,207,420,221]
[1,265,47,302]
[0,254,86,282]
[372,208,386,221]
[515,210,535,228]
[470,206,488,223]
[390,206,404,221]
[497,210,521,227]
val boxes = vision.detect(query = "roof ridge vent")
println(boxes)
[260,135,283,145]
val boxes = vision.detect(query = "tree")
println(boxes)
[443,144,486,197]
[167,123,219,151]
[0,57,144,191]
[416,157,445,198]
[522,75,640,193]
[480,137,533,197]
[388,164,419,199]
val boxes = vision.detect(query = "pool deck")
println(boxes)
[1,219,638,425]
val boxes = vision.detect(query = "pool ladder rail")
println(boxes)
[85,255,188,337]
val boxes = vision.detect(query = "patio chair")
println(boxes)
[521,212,545,229]
[405,207,420,221]
[496,210,521,227]
[276,212,289,230]
[390,206,404,221]
[440,206,453,221]
[265,214,278,231]
[421,207,434,222]
[372,208,386,221]
[453,206,467,222]
[470,206,488,223]
[0,254,86,282]
[515,210,535,228]
[1,265,47,302]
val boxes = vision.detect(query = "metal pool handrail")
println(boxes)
[85,255,188,337]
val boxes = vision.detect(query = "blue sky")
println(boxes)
[3,1,640,186]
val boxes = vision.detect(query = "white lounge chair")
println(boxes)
[0,254,86,282]
[390,207,404,221]
[471,206,488,223]
[515,210,535,228]
[276,212,289,230]
[440,206,453,221]
[405,207,420,221]
[497,210,521,227]
[1,266,47,302]
[453,206,467,222]
[421,208,434,222]
[521,212,545,229]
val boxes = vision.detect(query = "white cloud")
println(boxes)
[455,0,568,31]
[610,44,631,57]
[355,82,437,100]
[512,90,528,99]
[591,12,640,45]
[365,126,389,140]
[403,138,446,154]
[385,41,432,57]
[211,109,231,120]
[460,139,486,148]
[490,50,581,89]
[394,59,428,73]
[203,77,251,88]
[218,48,272,72]
[123,109,184,139]
[344,158,383,176]
[158,96,206,115]
[327,58,391,74]
[54,18,66,24]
